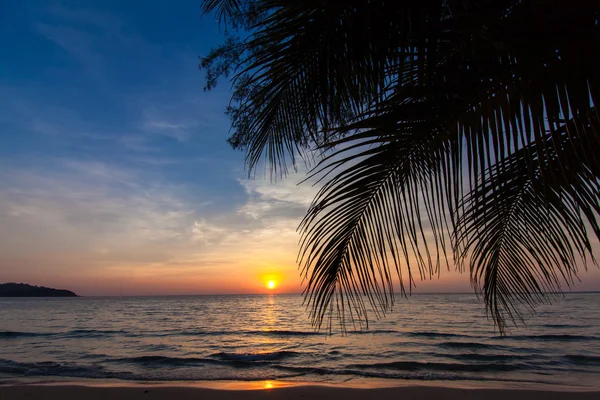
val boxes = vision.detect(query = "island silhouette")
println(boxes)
[0,283,78,297]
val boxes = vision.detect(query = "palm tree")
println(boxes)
[200,0,600,333]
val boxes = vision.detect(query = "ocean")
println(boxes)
[1,293,599,389]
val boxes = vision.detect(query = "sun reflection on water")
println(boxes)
[262,294,276,328]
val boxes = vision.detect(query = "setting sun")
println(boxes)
[261,273,282,292]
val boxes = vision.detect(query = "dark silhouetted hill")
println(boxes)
[0,283,78,297]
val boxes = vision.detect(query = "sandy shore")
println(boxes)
[1,384,599,400]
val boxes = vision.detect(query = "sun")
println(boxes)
[261,273,281,291]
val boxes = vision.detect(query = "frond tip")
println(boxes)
[201,0,243,25]
[202,0,600,333]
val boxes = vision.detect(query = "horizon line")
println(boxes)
[70,290,600,297]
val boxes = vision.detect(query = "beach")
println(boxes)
[2,383,600,400]
[3,1,600,399]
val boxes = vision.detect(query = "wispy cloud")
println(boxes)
[191,219,228,244]
[141,115,199,142]
[0,161,193,254]
[237,176,317,220]
[46,2,124,31]
[36,22,106,76]
[0,159,317,294]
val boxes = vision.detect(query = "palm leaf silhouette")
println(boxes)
[201,0,600,332]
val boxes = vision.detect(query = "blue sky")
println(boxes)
[1,0,243,204]
[1,1,598,295]
[0,0,323,295]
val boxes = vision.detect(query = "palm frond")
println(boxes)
[455,118,600,331]
[201,0,244,25]
[224,0,446,176]
[202,0,600,333]
[299,120,451,330]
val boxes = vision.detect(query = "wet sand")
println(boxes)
[1,383,599,400]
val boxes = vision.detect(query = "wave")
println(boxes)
[347,360,525,372]
[438,341,505,350]
[113,355,215,366]
[137,343,180,352]
[0,356,578,385]
[0,358,127,379]
[113,351,302,368]
[0,331,52,339]
[211,351,301,362]
[406,331,471,339]
[172,330,229,337]
[273,365,335,375]
[0,357,303,381]
[1,328,323,340]
[244,330,321,337]
[149,329,321,338]
[500,334,598,341]
[351,329,399,335]
[564,354,600,364]
[541,324,589,329]
[273,365,554,385]
[445,353,530,362]
[61,329,133,338]
[1,329,137,339]
[0,328,229,340]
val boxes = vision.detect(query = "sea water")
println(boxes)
[1,293,599,388]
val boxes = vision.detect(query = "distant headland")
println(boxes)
[0,283,78,297]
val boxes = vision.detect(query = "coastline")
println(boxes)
[1,380,600,400]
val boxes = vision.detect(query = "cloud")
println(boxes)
[118,135,161,153]
[2,157,599,295]
[0,159,319,294]
[13,2,231,166]
[0,161,195,259]
[46,2,124,31]
[36,22,106,76]
[137,101,225,144]
[237,176,317,220]
[191,219,227,244]
[34,3,154,80]
[1,2,317,294]
[141,114,199,142]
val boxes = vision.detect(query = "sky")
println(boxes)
[1,1,599,296]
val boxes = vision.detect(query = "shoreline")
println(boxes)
[2,377,599,391]
[1,381,600,400]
